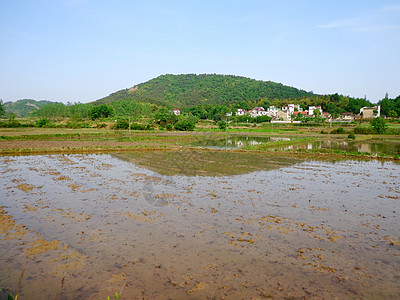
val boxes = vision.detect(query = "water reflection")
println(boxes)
[283,139,400,155]
[192,135,290,149]
[113,150,300,176]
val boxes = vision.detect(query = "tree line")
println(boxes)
[6,93,399,122]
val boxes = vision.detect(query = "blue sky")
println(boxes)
[1,0,399,103]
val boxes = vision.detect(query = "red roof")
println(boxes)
[293,111,308,115]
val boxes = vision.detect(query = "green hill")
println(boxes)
[95,74,314,108]
[4,99,53,117]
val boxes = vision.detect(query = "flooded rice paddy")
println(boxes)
[284,139,400,156]
[0,151,399,299]
[192,136,290,149]
[193,134,400,156]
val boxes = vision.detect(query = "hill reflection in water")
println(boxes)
[113,150,300,176]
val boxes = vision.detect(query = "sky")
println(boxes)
[1,0,400,104]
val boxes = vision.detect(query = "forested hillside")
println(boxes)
[4,99,53,117]
[95,74,314,107]
[8,74,397,121]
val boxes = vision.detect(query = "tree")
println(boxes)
[313,109,321,117]
[154,107,177,126]
[210,105,230,121]
[88,105,115,120]
[174,115,197,131]
[0,99,5,117]
[370,117,388,134]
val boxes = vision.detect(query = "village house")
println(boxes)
[322,112,331,119]
[281,104,301,115]
[266,106,279,117]
[172,109,180,116]
[308,106,322,116]
[360,105,380,118]
[293,111,308,118]
[340,112,355,121]
[236,108,247,116]
[250,107,267,118]
[276,110,291,121]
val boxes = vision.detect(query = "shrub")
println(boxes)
[174,116,196,131]
[370,117,388,134]
[36,118,50,127]
[330,127,345,134]
[347,132,356,139]
[218,121,227,130]
[112,119,129,129]
[165,124,173,131]
[254,115,272,123]
[353,126,374,134]
[131,123,151,130]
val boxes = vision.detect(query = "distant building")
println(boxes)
[172,109,180,116]
[293,111,308,118]
[236,108,247,116]
[360,105,380,118]
[340,112,354,120]
[282,104,301,115]
[308,106,322,116]
[266,106,279,117]
[276,110,291,121]
[250,107,267,118]
[322,112,331,119]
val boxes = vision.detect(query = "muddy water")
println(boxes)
[0,152,399,299]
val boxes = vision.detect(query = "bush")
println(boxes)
[112,119,129,129]
[36,118,50,127]
[254,115,272,123]
[165,124,173,131]
[347,132,356,139]
[353,126,374,134]
[330,127,345,134]
[131,123,151,130]
[218,121,227,130]
[370,117,388,134]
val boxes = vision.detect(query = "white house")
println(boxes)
[266,106,279,117]
[281,104,301,115]
[236,108,247,116]
[308,106,322,116]
[172,109,180,116]
[250,107,267,118]
[360,105,380,118]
